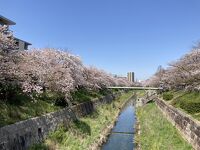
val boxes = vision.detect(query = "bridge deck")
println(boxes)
[108,87,161,90]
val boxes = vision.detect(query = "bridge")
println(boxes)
[108,86,162,90]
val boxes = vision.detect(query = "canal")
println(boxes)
[102,98,136,150]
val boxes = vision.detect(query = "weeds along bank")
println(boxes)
[136,90,200,150]
[0,88,114,127]
[30,91,134,150]
[136,102,193,150]
[161,90,200,121]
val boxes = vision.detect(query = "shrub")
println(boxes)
[163,93,173,101]
[29,143,48,150]
[180,101,200,114]
[54,96,68,107]
[99,88,111,96]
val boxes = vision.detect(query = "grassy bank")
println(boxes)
[30,91,134,150]
[0,93,61,127]
[136,102,192,150]
[162,91,200,121]
[0,88,111,127]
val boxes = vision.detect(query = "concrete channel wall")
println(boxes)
[155,98,200,150]
[0,92,122,150]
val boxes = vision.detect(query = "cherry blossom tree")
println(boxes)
[16,49,131,102]
[169,49,200,90]
[0,25,18,101]
[83,67,113,90]
[16,49,75,100]
[83,66,132,89]
[0,42,135,102]
[146,46,200,91]
[0,25,16,54]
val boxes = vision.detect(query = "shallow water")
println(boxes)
[102,100,135,150]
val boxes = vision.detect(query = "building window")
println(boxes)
[24,44,28,50]
[15,41,19,49]
[15,41,19,46]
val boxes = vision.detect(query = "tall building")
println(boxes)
[127,72,134,82]
[0,15,31,50]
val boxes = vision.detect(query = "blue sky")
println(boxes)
[1,0,200,80]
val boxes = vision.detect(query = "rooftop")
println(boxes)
[0,15,16,25]
[14,37,32,45]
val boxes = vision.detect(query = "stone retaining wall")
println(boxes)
[135,90,157,107]
[0,92,121,150]
[155,98,200,150]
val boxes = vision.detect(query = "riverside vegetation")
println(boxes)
[30,91,134,150]
[136,102,193,150]
[0,88,112,127]
[162,90,200,121]
[142,39,200,149]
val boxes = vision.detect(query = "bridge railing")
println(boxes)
[107,86,162,90]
